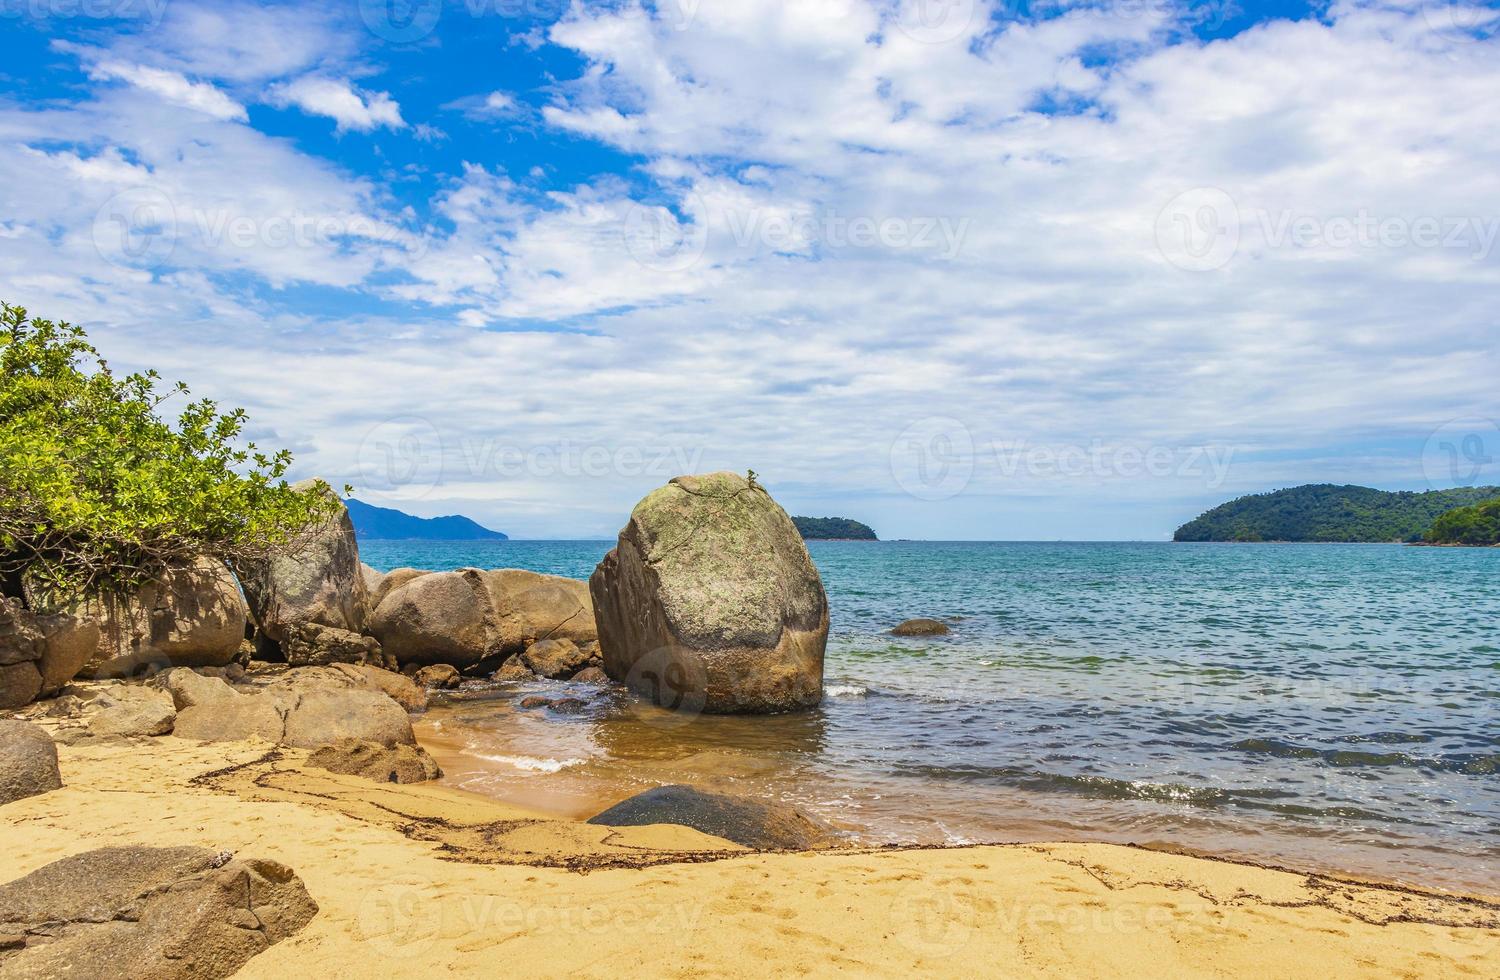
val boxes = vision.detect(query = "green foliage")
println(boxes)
[1174,484,1500,543]
[792,516,878,540]
[0,302,337,604]
[1423,498,1500,545]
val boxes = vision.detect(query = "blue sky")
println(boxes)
[2,0,1498,538]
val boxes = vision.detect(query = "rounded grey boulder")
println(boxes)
[0,720,62,805]
[587,784,835,850]
[589,472,828,713]
[84,558,248,677]
[367,567,596,669]
[238,481,368,648]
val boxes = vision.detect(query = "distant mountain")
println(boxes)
[792,516,877,540]
[1174,484,1500,543]
[344,498,508,541]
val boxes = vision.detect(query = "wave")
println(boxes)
[469,753,586,773]
[1229,738,1499,775]
[826,684,868,698]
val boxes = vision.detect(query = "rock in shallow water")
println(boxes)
[586,784,835,850]
[0,845,317,979]
[589,471,828,714]
[0,720,61,805]
[890,618,950,636]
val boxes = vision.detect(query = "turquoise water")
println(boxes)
[360,540,1499,893]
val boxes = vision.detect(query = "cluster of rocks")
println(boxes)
[5,469,838,720]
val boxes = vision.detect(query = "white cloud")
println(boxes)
[267,76,405,133]
[83,58,247,121]
[5,2,1500,537]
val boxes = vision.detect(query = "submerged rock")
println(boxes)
[0,720,61,805]
[306,738,441,784]
[589,472,828,713]
[587,784,834,850]
[0,845,317,979]
[890,618,950,636]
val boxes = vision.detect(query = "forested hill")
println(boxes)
[1173,484,1500,542]
[792,516,878,540]
[1423,498,1500,546]
[345,498,508,540]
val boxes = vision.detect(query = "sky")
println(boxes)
[1,0,1497,540]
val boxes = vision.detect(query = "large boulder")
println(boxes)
[367,567,595,669]
[85,559,248,677]
[306,738,441,784]
[34,612,101,696]
[238,481,367,649]
[279,687,415,749]
[172,667,416,748]
[586,784,835,850]
[589,472,828,713]
[0,720,62,806]
[0,599,98,707]
[0,846,317,979]
[172,692,285,744]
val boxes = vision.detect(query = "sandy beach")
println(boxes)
[3,731,1495,979]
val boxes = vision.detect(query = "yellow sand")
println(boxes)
[2,736,1496,978]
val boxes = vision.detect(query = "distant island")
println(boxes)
[1174,484,1500,543]
[792,516,877,540]
[345,498,508,541]
[1421,497,1500,546]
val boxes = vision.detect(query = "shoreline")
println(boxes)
[4,732,1496,977]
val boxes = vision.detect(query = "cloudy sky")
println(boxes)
[2,0,1497,539]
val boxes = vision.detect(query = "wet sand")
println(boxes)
[2,733,1496,978]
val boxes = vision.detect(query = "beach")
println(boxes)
[4,732,1495,978]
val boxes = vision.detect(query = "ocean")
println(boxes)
[358,539,1500,894]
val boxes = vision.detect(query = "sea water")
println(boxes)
[359,539,1500,893]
